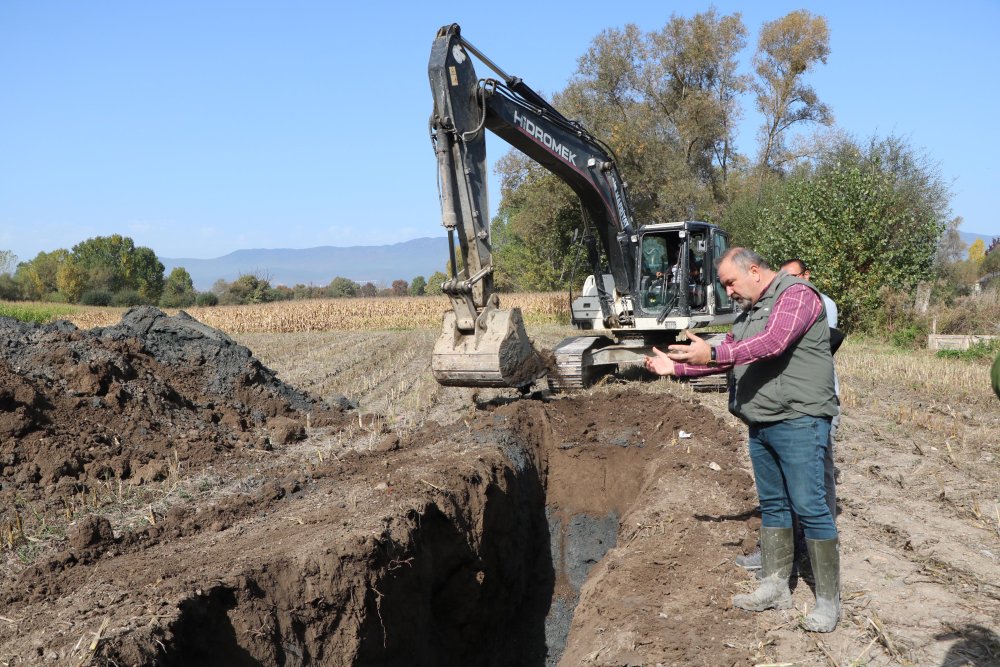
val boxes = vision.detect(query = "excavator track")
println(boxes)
[547,336,611,392]
[684,332,730,392]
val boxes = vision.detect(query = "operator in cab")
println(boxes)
[643,247,841,633]
[641,236,669,279]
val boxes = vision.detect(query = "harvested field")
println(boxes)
[0,309,997,666]
[61,293,568,332]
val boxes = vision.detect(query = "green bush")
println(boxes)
[890,324,926,349]
[80,290,113,306]
[935,339,1000,361]
[0,274,21,300]
[111,289,146,307]
[195,292,218,307]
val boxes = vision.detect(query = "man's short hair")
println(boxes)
[717,247,769,272]
[780,258,808,272]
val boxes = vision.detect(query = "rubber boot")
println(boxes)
[732,527,794,612]
[802,538,840,632]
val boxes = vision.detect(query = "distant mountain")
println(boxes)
[162,237,448,291]
[960,231,997,247]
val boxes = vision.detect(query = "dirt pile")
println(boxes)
[0,306,350,512]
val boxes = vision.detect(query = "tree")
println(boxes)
[325,276,359,298]
[132,246,165,303]
[359,282,378,297]
[391,279,409,297]
[0,250,16,275]
[71,234,136,293]
[195,291,218,306]
[753,10,833,172]
[747,135,945,330]
[982,239,1000,277]
[935,216,967,269]
[160,267,197,307]
[560,11,750,217]
[409,275,427,296]
[213,274,275,305]
[492,11,752,292]
[229,274,274,304]
[968,239,986,265]
[270,285,294,301]
[68,234,163,303]
[0,274,19,300]
[292,284,321,299]
[425,271,448,295]
[0,251,20,301]
[56,258,89,303]
[639,10,749,196]
[492,153,590,292]
[17,249,68,300]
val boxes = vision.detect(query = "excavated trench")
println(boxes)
[147,398,666,667]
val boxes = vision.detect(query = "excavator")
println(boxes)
[428,24,737,391]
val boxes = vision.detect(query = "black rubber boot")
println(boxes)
[732,527,794,612]
[803,538,840,632]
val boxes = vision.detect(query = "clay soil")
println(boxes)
[0,314,997,666]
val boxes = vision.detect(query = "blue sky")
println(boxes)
[1,1,997,263]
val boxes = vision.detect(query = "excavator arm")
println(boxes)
[428,23,639,388]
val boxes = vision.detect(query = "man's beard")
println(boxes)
[734,296,752,311]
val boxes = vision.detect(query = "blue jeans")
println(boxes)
[749,415,836,541]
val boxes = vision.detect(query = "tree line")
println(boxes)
[0,236,447,308]
[489,8,992,331]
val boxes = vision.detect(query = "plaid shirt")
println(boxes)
[675,282,823,378]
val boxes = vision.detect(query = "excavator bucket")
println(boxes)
[432,308,546,389]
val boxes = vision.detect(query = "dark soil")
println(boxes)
[0,307,349,541]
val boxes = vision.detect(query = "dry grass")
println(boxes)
[837,337,999,479]
[837,338,995,410]
[62,292,570,332]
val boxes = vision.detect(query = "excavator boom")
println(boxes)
[427,24,640,389]
[428,25,546,388]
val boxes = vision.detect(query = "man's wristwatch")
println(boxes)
[707,346,718,366]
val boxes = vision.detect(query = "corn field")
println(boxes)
[63,292,570,333]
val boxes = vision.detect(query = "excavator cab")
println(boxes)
[638,233,678,310]
[635,226,713,318]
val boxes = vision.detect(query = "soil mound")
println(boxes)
[0,307,350,511]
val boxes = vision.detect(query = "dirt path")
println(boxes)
[0,317,996,666]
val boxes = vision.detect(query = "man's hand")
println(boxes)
[644,346,676,376]
[666,330,712,365]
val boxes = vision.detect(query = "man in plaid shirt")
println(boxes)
[644,247,841,633]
